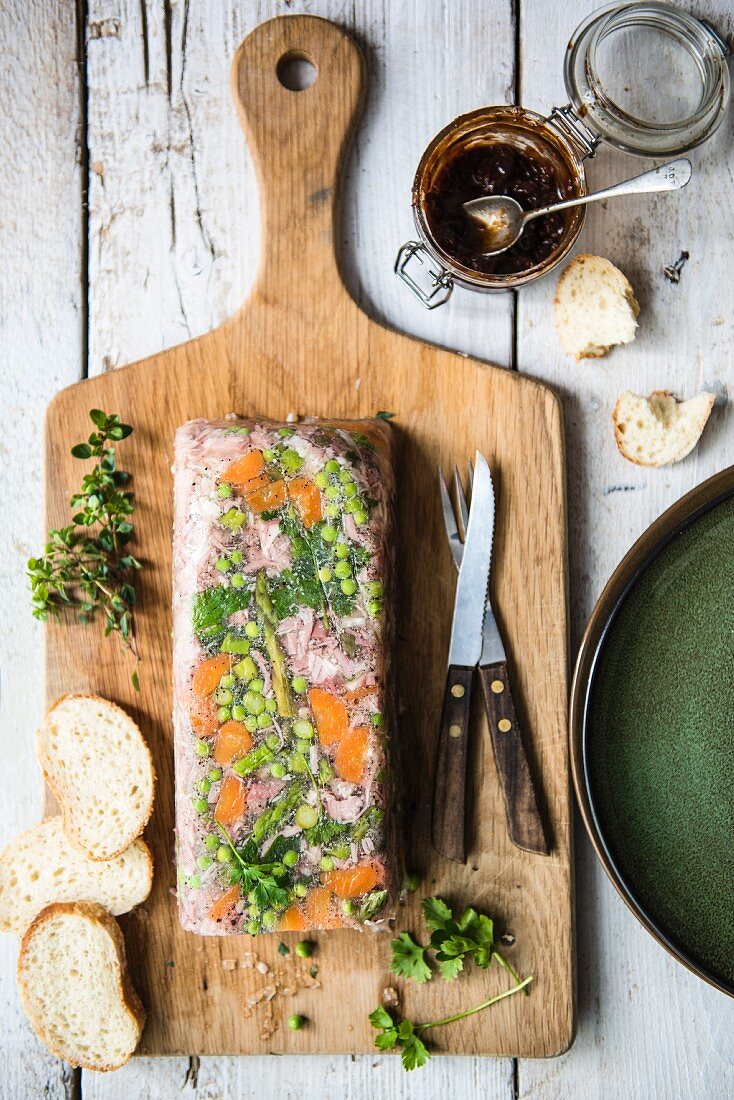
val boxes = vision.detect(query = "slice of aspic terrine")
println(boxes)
[172,417,398,935]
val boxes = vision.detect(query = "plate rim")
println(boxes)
[570,464,734,999]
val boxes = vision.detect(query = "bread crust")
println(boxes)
[37,693,156,861]
[554,253,640,360]
[17,901,146,1071]
[0,818,154,933]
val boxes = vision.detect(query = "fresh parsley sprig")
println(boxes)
[390,897,525,986]
[218,827,291,912]
[390,931,432,984]
[27,410,141,687]
[370,975,533,1071]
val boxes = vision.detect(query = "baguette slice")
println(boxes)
[554,253,640,359]
[17,901,145,1071]
[613,390,715,466]
[0,817,153,933]
[36,694,155,860]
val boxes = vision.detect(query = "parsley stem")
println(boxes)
[493,950,528,993]
[216,824,245,869]
[417,976,533,1033]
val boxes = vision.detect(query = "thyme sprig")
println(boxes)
[27,409,141,686]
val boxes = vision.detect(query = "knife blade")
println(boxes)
[447,452,495,668]
[432,452,495,863]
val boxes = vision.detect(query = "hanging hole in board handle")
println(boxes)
[277,50,318,91]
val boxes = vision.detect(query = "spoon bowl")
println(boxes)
[462,195,527,254]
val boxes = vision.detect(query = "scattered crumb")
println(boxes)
[286,411,298,422]
[240,952,256,969]
[244,989,267,1009]
[260,1014,277,1040]
[221,959,236,972]
[240,960,322,1036]
[381,986,399,1008]
[500,932,516,946]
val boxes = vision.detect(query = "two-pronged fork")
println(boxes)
[433,460,548,858]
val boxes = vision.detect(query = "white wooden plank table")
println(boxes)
[1,1,732,1097]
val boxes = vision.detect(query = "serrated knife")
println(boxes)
[432,451,495,863]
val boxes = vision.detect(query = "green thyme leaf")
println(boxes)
[28,410,141,685]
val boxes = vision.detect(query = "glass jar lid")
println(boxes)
[564,1,730,157]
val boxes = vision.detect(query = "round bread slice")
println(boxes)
[36,694,155,860]
[0,817,153,933]
[554,253,640,359]
[17,901,145,1071]
[613,390,715,466]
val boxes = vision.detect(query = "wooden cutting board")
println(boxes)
[44,14,572,1058]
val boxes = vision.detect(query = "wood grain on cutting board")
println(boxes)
[44,15,572,1057]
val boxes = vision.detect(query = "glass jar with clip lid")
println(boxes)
[395,1,730,308]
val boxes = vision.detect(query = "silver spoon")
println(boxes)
[463,157,693,255]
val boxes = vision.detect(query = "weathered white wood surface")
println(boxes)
[2,0,733,1097]
[517,2,734,1096]
[0,1,81,1097]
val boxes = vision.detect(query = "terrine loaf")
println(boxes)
[173,418,397,935]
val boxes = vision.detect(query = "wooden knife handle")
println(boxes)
[478,660,549,855]
[432,665,474,863]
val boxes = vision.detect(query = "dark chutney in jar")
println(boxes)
[424,141,577,275]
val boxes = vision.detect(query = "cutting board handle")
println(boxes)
[231,16,366,308]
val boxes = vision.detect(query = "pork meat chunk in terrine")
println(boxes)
[173,418,397,934]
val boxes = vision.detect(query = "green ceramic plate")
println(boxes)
[571,470,734,997]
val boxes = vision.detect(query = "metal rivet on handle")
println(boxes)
[449,724,462,738]
[451,683,465,698]
[490,680,504,694]
[498,718,512,733]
